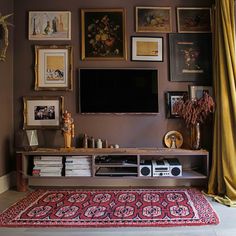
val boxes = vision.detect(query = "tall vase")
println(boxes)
[190,122,201,150]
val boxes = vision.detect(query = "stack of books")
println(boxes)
[32,156,63,177]
[65,156,92,176]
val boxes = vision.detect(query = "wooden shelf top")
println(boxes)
[17,147,208,156]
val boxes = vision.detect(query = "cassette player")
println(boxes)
[152,158,182,177]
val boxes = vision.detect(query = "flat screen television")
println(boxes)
[79,68,159,114]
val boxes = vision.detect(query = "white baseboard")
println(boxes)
[0,171,16,194]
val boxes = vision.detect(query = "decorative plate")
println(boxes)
[164,130,183,148]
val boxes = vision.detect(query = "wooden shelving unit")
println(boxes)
[16,148,209,192]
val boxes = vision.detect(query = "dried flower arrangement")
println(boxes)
[173,91,215,127]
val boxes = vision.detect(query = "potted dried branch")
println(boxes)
[173,91,215,149]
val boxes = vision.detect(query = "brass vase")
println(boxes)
[190,122,201,150]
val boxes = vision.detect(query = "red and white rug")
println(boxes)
[0,188,219,227]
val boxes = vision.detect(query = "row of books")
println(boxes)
[65,156,92,177]
[33,156,63,177]
[32,156,92,177]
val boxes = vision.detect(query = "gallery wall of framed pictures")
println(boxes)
[22,2,213,134]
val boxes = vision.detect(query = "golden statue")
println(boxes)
[61,110,75,148]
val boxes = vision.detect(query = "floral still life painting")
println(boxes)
[28,11,71,40]
[81,9,126,60]
[169,33,212,82]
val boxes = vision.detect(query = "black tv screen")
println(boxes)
[79,68,159,114]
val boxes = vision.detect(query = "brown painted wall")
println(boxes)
[13,0,213,150]
[0,0,14,176]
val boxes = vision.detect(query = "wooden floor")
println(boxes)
[0,188,236,236]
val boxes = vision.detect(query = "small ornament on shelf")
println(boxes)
[61,110,74,149]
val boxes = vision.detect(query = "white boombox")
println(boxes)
[139,160,152,176]
[152,158,182,177]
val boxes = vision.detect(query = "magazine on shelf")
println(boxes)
[65,163,91,170]
[34,156,63,161]
[34,160,62,165]
[33,166,63,172]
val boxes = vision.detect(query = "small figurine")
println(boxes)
[61,110,75,148]
[170,135,177,149]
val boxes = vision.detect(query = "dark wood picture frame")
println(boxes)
[165,91,187,118]
[81,8,127,60]
[169,33,212,83]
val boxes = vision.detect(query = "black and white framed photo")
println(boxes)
[131,36,163,61]
[23,96,64,129]
[165,91,187,118]
[169,33,212,82]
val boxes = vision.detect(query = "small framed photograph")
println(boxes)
[81,8,127,60]
[34,45,73,91]
[131,36,163,61]
[165,91,187,118]
[189,85,213,100]
[23,96,64,129]
[135,6,172,33]
[177,7,212,33]
[169,33,212,82]
[28,11,71,40]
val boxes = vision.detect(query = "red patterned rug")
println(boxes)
[0,188,219,227]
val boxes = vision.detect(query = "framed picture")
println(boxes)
[135,6,172,33]
[165,91,187,118]
[34,45,73,91]
[177,7,212,33]
[23,96,64,129]
[169,33,212,82]
[131,36,163,61]
[28,11,71,40]
[189,85,213,100]
[81,8,127,60]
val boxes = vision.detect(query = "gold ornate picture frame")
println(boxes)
[81,8,127,60]
[34,45,73,91]
[23,96,64,129]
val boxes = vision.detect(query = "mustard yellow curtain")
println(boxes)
[208,0,236,206]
